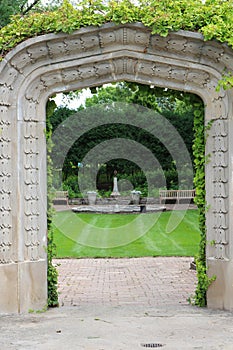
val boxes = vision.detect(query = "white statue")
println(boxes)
[111,170,120,196]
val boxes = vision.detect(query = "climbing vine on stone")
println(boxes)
[191,106,215,306]
[46,101,59,308]
[1,0,233,60]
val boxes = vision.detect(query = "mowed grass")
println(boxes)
[52,209,201,258]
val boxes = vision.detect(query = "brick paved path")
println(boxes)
[54,257,197,307]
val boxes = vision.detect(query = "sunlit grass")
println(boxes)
[52,210,200,258]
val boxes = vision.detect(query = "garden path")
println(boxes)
[54,257,197,307]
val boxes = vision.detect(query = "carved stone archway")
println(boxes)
[0,22,233,312]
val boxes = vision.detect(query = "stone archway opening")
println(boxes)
[49,82,200,308]
[0,23,232,313]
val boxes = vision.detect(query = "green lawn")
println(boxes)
[52,209,201,258]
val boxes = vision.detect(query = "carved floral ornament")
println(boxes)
[0,23,233,263]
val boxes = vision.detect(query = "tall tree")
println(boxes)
[0,0,62,27]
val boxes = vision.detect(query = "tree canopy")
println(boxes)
[50,83,202,194]
[0,0,63,28]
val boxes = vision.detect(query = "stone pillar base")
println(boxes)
[207,258,233,311]
[0,260,47,314]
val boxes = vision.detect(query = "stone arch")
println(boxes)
[0,22,233,312]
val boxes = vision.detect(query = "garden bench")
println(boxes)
[53,191,69,205]
[159,189,195,204]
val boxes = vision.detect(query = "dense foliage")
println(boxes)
[1,0,233,68]
[51,83,198,196]
[0,0,59,28]
[192,110,216,306]
[46,101,59,307]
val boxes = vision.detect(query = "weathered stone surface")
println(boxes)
[0,264,18,313]
[0,22,233,312]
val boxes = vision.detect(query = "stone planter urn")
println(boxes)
[130,190,141,204]
[87,191,97,205]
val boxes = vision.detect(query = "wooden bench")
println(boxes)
[159,189,195,204]
[53,191,69,205]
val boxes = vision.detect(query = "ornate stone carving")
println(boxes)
[137,61,154,76]
[64,37,83,53]
[78,66,95,80]
[211,117,229,260]
[213,182,228,198]
[10,49,32,73]
[24,153,38,170]
[0,138,10,155]
[24,169,39,187]
[213,151,227,167]
[47,40,67,58]
[150,35,168,51]
[220,50,233,70]
[0,244,12,264]
[113,57,138,75]
[169,67,188,82]
[41,72,63,87]
[212,97,227,120]
[213,166,227,183]
[25,224,40,261]
[100,28,150,49]
[27,44,49,62]
[167,37,187,52]
[205,79,226,101]
[81,35,99,51]
[214,120,228,136]
[213,198,228,214]
[62,68,82,83]
[134,31,150,47]
[183,39,203,57]
[138,61,171,78]
[49,61,114,86]
[0,106,12,263]
[23,121,41,262]
[150,34,206,62]
[25,198,39,217]
[213,134,227,152]
[0,190,11,209]
[93,62,113,77]
[213,213,228,230]
[23,101,39,122]
[24,196,40,261]
[24,122,38,139]
[201,43,224,62]
[48,34,99,58]
[215,243,228,260]
[25,79,47,103]
[0,86,12,106]
[187,70,210,86]
[215,228,228,244]
[0,66,18,88]
[99,31,116,47]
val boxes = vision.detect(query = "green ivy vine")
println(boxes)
[0,0,231,307]
[46,101,59,308]
[192,106,216,307]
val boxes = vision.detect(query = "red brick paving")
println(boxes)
[54,257,197,307]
